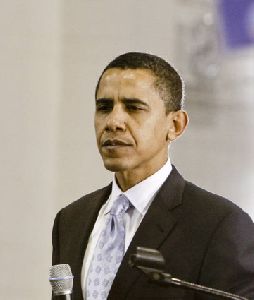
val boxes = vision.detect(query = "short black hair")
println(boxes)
[95,52,184,112]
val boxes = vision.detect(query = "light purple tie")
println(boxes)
[86,194,130,300]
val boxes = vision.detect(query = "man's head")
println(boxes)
[94,52,188,190]
[95,52,184,113]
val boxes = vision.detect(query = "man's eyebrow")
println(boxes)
[95,98,113,103]
[96,97,149,107]
[122,98,149,107]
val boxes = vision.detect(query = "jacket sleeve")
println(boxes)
[197,209,254,300]
[52,209,62,266]
[51,210,66,300]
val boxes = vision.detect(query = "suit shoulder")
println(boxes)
[58,183,112,215]
[169,166,245,218]
[183,180,251,222]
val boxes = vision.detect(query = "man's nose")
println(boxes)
[105,105,126,132]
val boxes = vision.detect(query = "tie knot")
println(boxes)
[110,194,130,216]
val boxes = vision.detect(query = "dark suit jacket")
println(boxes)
[52,167,254,300]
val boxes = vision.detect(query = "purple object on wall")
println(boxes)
[218,0,254,48]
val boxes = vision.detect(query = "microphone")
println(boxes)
[49,264,73,300]
[129,247,248,300]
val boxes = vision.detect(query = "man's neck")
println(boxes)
[115,157,169,192]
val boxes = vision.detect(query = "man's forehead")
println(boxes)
[99,68,156,90]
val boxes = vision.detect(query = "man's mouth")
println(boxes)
[102,139,133,147]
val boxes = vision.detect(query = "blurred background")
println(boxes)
[0,0,253,299]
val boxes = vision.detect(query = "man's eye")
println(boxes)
[96,104,112,112]
[126,104,143,111]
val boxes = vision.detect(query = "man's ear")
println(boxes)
[167,110,189,142]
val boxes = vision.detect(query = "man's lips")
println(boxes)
[102,139,133,147]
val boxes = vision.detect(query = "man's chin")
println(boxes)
[103,160,130,172]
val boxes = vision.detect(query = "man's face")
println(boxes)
[94,68,172,179]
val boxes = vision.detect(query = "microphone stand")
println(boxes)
[129,247,248,300]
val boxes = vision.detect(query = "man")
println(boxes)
[52,52,254,300]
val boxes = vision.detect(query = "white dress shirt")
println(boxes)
[81,159,172,298]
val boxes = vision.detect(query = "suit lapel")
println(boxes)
[108,166,185,299]
[78,185,113,261]
[63,184,112,300]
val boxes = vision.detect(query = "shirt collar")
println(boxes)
[105,158,172,216]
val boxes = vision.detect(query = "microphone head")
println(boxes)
[129,246,166,270]
[49,264,73,296]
